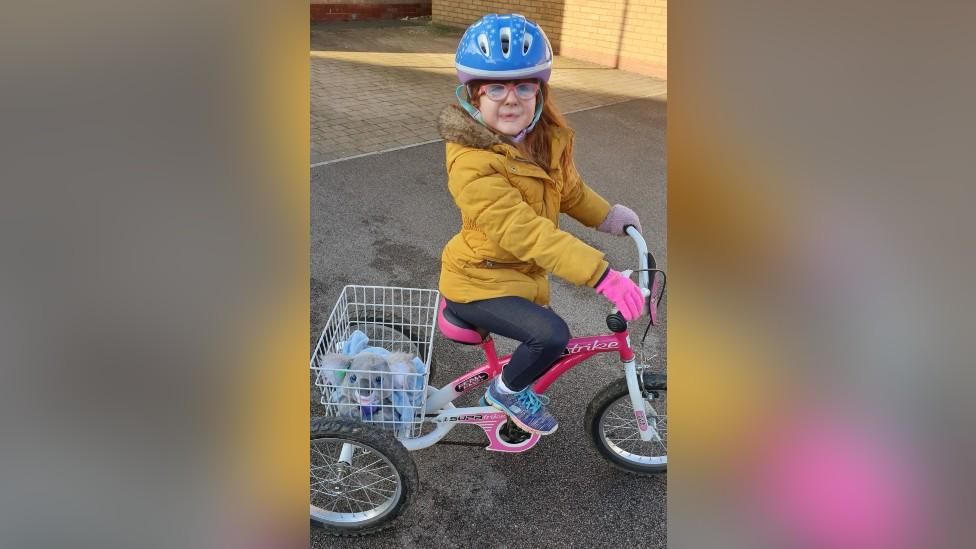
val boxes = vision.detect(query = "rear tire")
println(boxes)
[585,373,667,475]
[310,417,418,536]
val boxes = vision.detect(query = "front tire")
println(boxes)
[585,373,667,475]
[310,417,418,536]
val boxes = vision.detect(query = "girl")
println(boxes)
[437,14,645,435]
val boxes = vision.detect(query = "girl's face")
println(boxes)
[474,80,538,136]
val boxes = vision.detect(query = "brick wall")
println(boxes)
[311,0,432,22]
[432,0,666,78]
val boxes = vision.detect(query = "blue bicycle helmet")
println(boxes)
[455,14,553,84]
[454,14,552,141]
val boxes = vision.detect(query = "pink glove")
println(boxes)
[597,204,642,236]
[594,269,644,320]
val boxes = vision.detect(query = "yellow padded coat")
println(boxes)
[436,105,612,305]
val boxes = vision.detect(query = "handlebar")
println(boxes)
[606,225,663,328]
[623,225,654,291]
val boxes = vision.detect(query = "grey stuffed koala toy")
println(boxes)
[336,352,396,424]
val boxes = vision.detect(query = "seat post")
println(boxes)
[480,337,502,373]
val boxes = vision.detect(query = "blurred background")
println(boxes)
[670,2,976,548]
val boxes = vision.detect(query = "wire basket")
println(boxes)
[311,285,439,440]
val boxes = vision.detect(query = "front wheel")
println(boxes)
[310,417,418,536]
[585,373,667,475]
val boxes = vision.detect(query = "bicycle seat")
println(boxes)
[438,299,489,345]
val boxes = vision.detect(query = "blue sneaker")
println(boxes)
[484,378,558,435]
[480,392,549,406]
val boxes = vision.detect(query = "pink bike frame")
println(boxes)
[444,331,635,398]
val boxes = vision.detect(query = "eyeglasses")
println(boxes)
[478,81,540,101]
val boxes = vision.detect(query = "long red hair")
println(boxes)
[466,80,573,176]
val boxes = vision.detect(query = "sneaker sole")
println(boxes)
[483,392,558,435]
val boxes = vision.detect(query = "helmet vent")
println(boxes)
[522,33,532,54]
[477,33,490,56]
[500,27,511,57]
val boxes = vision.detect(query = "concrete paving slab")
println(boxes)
[311,20,666,165]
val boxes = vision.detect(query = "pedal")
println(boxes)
[478,395,530,443]
[500,418,532,444]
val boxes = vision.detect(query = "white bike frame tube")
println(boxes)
[399,408,458,451]
[424,382,466,414]
[624,360,655,442]
[338,443,355,464]
[398,385,462,451]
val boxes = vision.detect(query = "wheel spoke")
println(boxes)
[311,462,340,475]
[597,389,668,467]
[353,474,398,491]
[309,432,407,527]
[613,432,642,443]
[350,471,396,484]
[353,469,395,483]
[602,420,636,430]
[351,462,396,479]
[353,486,395,501]
[359,483,375,507]
[311,442,336,464]
[604,411,630,423]
[360,483,397,498]
[337,492,374,508]
[310,486,337,498]
[352,457,384,472]
[350,467,393,485]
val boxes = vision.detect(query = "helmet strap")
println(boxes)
[455,84,484,123]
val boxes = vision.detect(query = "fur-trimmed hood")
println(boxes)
[436,104,575,164]
[436,104,505,151]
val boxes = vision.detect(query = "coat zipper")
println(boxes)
[481,259,533,269]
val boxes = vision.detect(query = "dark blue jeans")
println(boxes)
[444,296,570,391]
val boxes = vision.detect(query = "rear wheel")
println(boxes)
[585,373,667,475]
[310,417,418,536]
